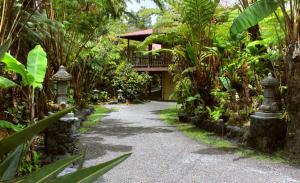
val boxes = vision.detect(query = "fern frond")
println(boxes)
[182,0,219,31]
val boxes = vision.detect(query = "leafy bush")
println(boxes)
[112,62,151,101]
[171,77,203,115]
[99,91,110,102]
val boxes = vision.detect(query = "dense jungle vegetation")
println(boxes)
[1,0,300,181]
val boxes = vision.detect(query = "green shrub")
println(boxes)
[112,62,151,100]
[99,91,110,102]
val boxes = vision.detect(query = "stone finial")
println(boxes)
[52,65,71,81]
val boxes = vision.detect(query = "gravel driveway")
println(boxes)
[80,101,300,183]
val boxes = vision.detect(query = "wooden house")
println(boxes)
[119,29,175,100]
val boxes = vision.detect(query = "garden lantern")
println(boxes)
[117,89,125,103]
[48,65,79,160]
[52,65,72,105]
[259,73,280,113]
[248,73,285,153]
[92,89,100,103]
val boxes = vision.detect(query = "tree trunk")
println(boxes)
[286,47,300,156]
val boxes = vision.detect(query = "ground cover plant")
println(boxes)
[159,107,289,164]
[80,106,116,133]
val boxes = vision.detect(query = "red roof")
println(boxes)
[119,29,154,41]
[121,29,153,37]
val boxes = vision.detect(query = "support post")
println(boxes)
[127,39,130,63]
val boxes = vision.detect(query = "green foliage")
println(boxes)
[0,76,17,89]
[171,77,203,115]
[0,120,21,132]
[99,91,110,102]
[80,106,114,133]
[18,150,42,176]
[51,153,130,183]
[0,108,73,158]
[21,155,82,182]
[230,0,279,36]
[0,145,24,181]
[2,53,30,86]
[26,45,48,89]
[112,62,151,100]
[160,108,288,163]
[160,107,234,148]
[172,77,192,108]
[182,0,219,32]
[0,41,10,61]
[0,45,47,89]
[207,106,224,121]
[219,77,231,91]
[0,108,130,182]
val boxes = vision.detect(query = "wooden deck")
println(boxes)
[129,52,172,72]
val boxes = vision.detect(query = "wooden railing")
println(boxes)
[128,52,172,68]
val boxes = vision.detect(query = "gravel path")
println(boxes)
[80,101,300,183]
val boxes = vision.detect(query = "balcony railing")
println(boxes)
[128,52,172,68]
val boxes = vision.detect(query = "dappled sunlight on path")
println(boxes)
[80,101,300,183]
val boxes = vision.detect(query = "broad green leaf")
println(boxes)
[0,77,18,89]
[0,41,10,61]
[52,153,131,183]
[0,120,21,132]
[27,45,47,89]
[219,77,231,91]
[0,145,24,181]
[0,108,73,158]
[230,0,279,36]
[2,53,30,85]
[22,155,82,183]
[187,96,197,102]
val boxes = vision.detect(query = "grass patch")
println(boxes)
[80,106,116,133]
[236,149,287,163]
[160,108,234,149]
[159,107,288,163]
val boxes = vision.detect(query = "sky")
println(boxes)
[126,0,237,25]
[127,0,158,13]
[126,0,237,13]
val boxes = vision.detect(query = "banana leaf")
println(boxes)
[0,77,18,89]
[0,108,73,158]
[230,0,279,36]
[26,45,47,89]
[1,53,30,86]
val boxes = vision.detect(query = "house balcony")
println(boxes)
[128,52,172,72]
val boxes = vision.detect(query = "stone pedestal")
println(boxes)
[247,112,287,153]
[178,112,190,123]
[46,112,80,161]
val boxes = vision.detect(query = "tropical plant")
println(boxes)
[230,0,300,155]
[230,0,279,37]
[0,45,47,122]
[0,108,130,182]
[112,62,151,101]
